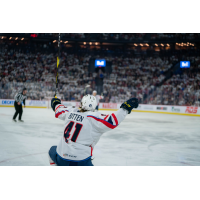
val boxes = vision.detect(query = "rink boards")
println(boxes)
[0,99,48,108]
[0,99,200,117]
[99,103,200,117]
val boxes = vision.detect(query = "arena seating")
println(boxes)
[0,39,200,106]
[148,56,200,106]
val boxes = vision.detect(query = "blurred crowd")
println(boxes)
[0,41,200,106]
[103,56,173,103]
[148,56,200,106]
[0,48,173,103]
[0,50,93,101]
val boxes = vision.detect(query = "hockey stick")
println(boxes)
[55,33,61,98]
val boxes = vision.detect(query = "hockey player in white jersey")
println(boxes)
[92,90,103,111]
[48,95,139,166]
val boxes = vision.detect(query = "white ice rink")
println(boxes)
[0,107,200,166]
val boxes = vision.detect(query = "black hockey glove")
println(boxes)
[120,98,139,114]
[51,98,61,111]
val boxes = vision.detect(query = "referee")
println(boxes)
[13,88,27,122]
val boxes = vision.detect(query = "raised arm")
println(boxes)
[87,98,139,133]
[87,108,128,133]
[51,97,71,121]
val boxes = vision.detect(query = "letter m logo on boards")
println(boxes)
[95,59,106,67]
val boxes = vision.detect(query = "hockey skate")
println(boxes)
[18,120,24,122]
[12,119,17,122]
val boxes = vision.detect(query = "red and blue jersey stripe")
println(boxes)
[87,114,118,129]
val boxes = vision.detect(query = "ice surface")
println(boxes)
[0,107,200,166]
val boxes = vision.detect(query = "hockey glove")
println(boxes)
[120,98,139,114]
[51,98,61,111]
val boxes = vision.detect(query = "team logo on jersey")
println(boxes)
[89,104,92,107]
[63,154,77,158]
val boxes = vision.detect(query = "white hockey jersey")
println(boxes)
[55,104,128,161]
[94,95,103,105]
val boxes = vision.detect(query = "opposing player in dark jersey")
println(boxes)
[13,88,27,122]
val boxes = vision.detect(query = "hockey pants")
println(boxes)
[13,101,23,120]
[48,146,93,166]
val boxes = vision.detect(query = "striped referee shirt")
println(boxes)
[14,92,27,105]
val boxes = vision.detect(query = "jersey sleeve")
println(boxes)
[87,108,128,133]
[55,104,73,121]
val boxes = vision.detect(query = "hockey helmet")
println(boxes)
[81,94,97,111]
